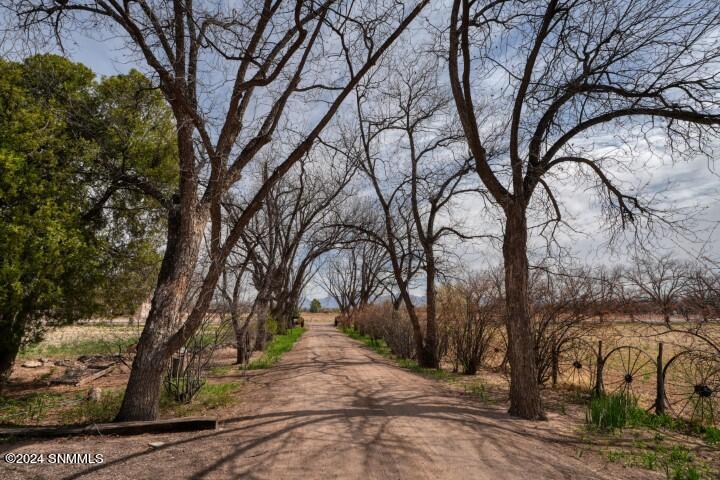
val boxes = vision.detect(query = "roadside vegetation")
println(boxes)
[248,327,306,370]
[586,393,719,479]
[338,313,720,479]
[1,1,720,477]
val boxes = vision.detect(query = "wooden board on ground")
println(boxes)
[75,364,116,386]
[0,417,218,438]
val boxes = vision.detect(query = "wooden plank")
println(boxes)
[75,364,116,386]
[0,417,218,438]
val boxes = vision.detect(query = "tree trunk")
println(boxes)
[115,337,168,421]
[503,204,545,420]
[254,299,269,351]
[0,331,21,389]
[232,314,251,365]
[115,199,205,421]
[420,255,439,368]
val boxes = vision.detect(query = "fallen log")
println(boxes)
[0,417,218,438]
[75,364,116,386]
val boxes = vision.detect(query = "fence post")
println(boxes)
[655,342,665,415]
[594,340,603,396]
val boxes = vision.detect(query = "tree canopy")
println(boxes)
[0,54,177,382]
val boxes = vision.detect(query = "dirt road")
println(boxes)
[2,322,655,479]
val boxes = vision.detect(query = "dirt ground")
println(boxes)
[0,317,661,480]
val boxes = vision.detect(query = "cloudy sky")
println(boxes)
[5,3,720,302]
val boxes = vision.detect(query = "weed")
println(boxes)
[396,358,451,380]
[210,364,236,376]
[702,426,720,445]
[585,393,690,434]
[663,445,698,480]
[340,327,392,357]
[586,393,635,432]
[341,327,454,380]
[60,389,124,424]
[161,381,242,416]
[0,392,64,425]
[464,382,490,403]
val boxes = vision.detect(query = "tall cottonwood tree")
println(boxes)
[238,155,355,347]
[332,54,479,367]
[8,0,429,420]
[449,0,720,418]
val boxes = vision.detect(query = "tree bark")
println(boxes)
[254,298,269,351]
[420,254,439,368]
[503,204,545,420]
[115,341,168,421]
[115,195,205,421]
[232,314,252,364]
[0,330,21,389]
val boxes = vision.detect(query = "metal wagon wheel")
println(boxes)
[557,338,597,391]
[663,351,720,425]
[602,346,656,406]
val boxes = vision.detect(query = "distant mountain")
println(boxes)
[301,295,426,311]
[301,296,339,310]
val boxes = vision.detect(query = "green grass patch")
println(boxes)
[340,326,392,357]
[59,389,124,424]
[702,426,720,445]
[396,358,453,380]
[20,336,139,358]
[339,326,453,380]
[1,380,242,429]
[587,393,720,448]
[586,393,635,432]
[585,393,679,432]
[0,389,124,426]
[0,392,67,425]
[210,364,237,376]
[589,394,718,478]
[161,381,242,416]
[247,327,305,369]
[605,443,709,479]
[464,382,491,402]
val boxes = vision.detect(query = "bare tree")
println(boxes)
[218,252,253,364]
[625,254,689,324]
[237,153,355,348]
[328,52,480,367]
[318,241,389,315]
[439,272,504,375]
[448,0,720,419]
[685,260,720,325]
[5,0,429,420]
[630,256,720,355]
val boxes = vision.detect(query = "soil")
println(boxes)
[0,320,660,479]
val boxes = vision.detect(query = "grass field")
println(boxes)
[1,319,307,429]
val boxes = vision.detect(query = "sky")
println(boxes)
[4,1,720,301]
